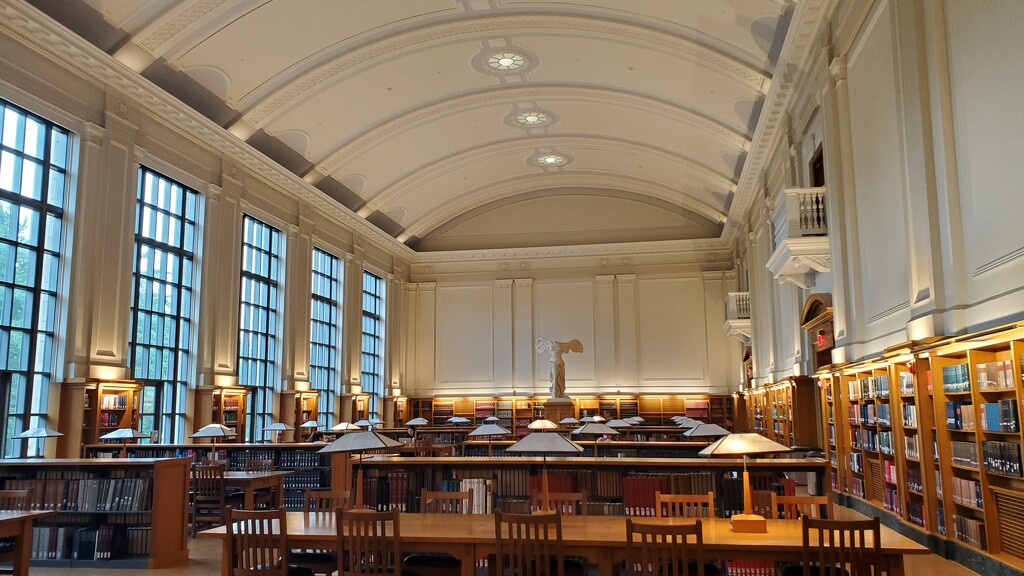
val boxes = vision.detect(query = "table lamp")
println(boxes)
[190,423,237,460]
[14,427,63,458]
[468,421,511,457]
[558,417,580,428]
[99,427,149,457]
[698,433,792,533]
[318,430,403,508]
[264,422,295,443]
[447,416,471,426]
[299,419,322,440]
[405,417,429,427]
[571,421,619,456]
[683,423,732,440]
[507,419,584,510]
[331,421,360,432]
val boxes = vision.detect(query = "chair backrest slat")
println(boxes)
[529,491,588,516]
[801,516,882,576]
[225,507,289,576]
[626,518,704,576]
[337,509,402,576]
[420,489,474,514]
[495,511,565,576]
[773,493,833,520]
[0,489,31,511]
[654,491,715,518]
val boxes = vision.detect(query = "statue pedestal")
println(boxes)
[542,398,575,425]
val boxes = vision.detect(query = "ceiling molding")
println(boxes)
[401,172,729,241]
[312,83,751,175]
[239,13,772,127]
[365,134,737,216]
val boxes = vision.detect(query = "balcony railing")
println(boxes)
[723,292,752,342]
[766,187,831,289]
[726,292,751,320]
[773,186,827,248]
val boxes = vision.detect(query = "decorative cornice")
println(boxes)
[410,236,729,265]
[0,0,414,262]
[723,0,831,243]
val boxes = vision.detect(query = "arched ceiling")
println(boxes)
[36,0,796,252]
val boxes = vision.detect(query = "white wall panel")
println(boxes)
[637,277,706,390]
[945,0,1024,320]
[847,4,911,331]
[533,281,596,391]
[436,285,494,387]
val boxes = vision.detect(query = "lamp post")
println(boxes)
[468,421,510,457]
[317,430,403,508]
[189,423,237,460]
[99,427,149,457]
[264,422,295,443]
[506,419,583,511]
[698,432,792,533]
[13,427,63,458]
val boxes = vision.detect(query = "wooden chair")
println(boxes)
[654,492,715,518]
[625,518,715,576]
[225,507,309,576]
[772,493,833,520]
[244,458,277,508]
[337,509,404,576]
[419,489,474,514]
[494,511,585,576]
[0,490,30,572]
[191,463,227,535]
[529,491,587,516]
[302,488,351,514]
[781,516,883,576]
[404,490,475,576]
[290,490,351,575]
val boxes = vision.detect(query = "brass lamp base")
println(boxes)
[731,513,767,533]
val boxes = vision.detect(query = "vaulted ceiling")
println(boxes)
[33,0,798,252]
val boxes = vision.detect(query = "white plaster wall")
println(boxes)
[944,0,1024,327]
[846,2,911,339]
[533,280,597,392]
[637,277,707,391]
[436,285,494,390]
[406,270,738,397]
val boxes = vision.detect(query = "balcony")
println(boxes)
[765,187,831,289]
[723,292,752,342]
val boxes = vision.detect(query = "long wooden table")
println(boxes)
[223,470,292,509]
[198,512,929,576]
[0,510,55,576]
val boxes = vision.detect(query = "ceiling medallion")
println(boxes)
[504,109,557,129]
[531,153,572,167]
[516,111,550,126]
[474,47,536,76]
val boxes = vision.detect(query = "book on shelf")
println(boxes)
[941,363,971,393]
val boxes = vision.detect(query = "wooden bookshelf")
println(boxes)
[744,377,818,448]
[82,443,352,511]
[0,457,189,568]
[58,379,143,456]
[821,323,1024,570]
[211,386,248,437]
[355,455,826,515]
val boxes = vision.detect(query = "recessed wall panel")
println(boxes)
[847,4,910,327]
[637,277,706,387]
[436,285,494,386]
